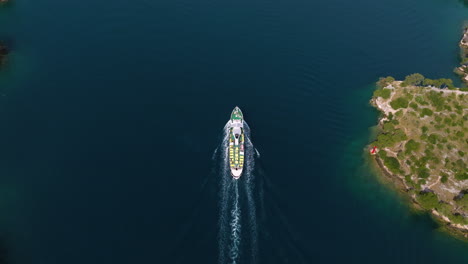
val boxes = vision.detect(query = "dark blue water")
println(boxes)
[0,0,467,263]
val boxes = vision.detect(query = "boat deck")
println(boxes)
[229,131,244,169]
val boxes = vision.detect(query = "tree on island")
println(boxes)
[373,88,391,99]
[401,73,425,87]
[417,191,439,210]
[404,139,420,154]
[423,78,455,89]
[376,76,395,88]
[389,97,409,109]
[400,73,456,89]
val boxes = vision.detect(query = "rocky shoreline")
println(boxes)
[455,27,468,85]
[372,153,468,239]
[373,155,408,191]
[370,82,468,240]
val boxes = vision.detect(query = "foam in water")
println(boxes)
[218,123,231,264]
[229,181,241,264]
[217,121,258,264]
[244,127,258,264]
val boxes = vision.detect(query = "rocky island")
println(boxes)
[370,29,468,239]
[371,75,467,237]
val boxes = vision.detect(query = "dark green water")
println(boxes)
[0,0,467,263]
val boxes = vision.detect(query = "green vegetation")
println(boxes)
[370,27,468,234]
[396,73,457,89]
[456,194,468,209]
[404,139,420,154]
[417,167,430,179]
[441,173,448,183]
[373,88,392,99]
[401,73,425,87]
[423,78,455,89]
[389,97,409,109]
[409,102,418,110]
[427,91,445,110]
[375,128,407,148]
[415,95,428,105]
[455,191,468,209]
[376,76,395,88]
[427,134,438,144]
[449,213,468,224]
[417,191,439,210]
[420,108,433,117]
[371,77,468,232]
[455,172,468,181]
[378,150,401,174]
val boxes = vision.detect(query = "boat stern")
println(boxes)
[231,168,243,180]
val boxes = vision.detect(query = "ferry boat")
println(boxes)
[228,107,245,179]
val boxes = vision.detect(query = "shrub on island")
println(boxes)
[405,139,420,154]
[399,73,456,89]
[417,167,430,179]
[378,150,401,174]
[375,129,407,148]
[441,173,448,183]
[416,191,439,210]
[455,172,468,181]
[390,97,409,110]
[401,73,425,87]
[427,134,439,144]
[456,193,468,208]
[420,108,433,117]
[427,91,446,110]
[376,76,395,88]
[423,78,455,89]
[373,88,392,99]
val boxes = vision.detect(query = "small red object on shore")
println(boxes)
[370,146,378,155]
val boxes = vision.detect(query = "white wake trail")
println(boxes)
[218,123,231,264]
[229,181,241,264]
[244,125,258,264]
[218,120,258,264]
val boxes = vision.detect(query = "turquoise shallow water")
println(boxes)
[0,0,467,263]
